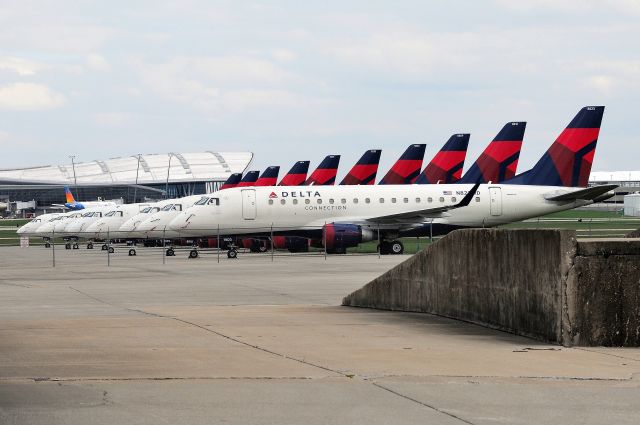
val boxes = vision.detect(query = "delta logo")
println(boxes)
[269,192,278,199]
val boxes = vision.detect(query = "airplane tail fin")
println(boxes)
[64,186,77,204]
[255,166,280,186]
[305,155,341,186]
[340,149,382,185]
[279,161,310,186]
[236,170,260,187]
[459,122,526,184]
[220,173,243,190]
[415,134,469,184]
[379,144,426,184]
[509,106,604,187]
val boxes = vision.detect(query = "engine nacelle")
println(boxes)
[321,223,374,253]
[272,236,310,252]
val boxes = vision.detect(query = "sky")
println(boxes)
[1,0,639,182]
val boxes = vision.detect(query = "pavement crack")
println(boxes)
[371,381,475,424]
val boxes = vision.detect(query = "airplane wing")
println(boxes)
[544,184,618,202]
[364,182,481,224]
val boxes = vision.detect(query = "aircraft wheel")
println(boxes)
[65,243,71,250]
[108,246,115,254]
[72,243,79,250]
[390,240,404,255]
[128,249,136,256]
[188,249,199,259]
[227,249,238,259]
[44,242,51,248]
[166,248,175,257]
[101,244,108,251]
[87,242,93,250]
[258,244,268,253]
[378,242,390,255]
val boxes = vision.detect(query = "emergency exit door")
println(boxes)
[241,189,256,220]
[489,187,502,216]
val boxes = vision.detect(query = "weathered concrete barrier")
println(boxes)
[342,229,640,346]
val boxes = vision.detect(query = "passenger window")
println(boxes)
[365,198,370,204]
[403,198,408,203]
[391,198,396,203]
[439,197,445,202]
[293,199,298,205]
[416,197,421,203]
[475,197,480,202]
[329,199,334,204]
[428,197,433,203]
[452,197,457,202]
[269,199,274,205]
[317,199,322,204]
[341,199,346,204]
[353,198,359,204]
[280,199,286,205]
[379,198,385,203]
[305,199,310,204]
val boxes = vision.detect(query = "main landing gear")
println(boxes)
[378,240,404,255]
[227,248,238,259]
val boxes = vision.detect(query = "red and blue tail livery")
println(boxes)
[279,161,310,186]
[220,173,243,190]
[379,144,426,185]
[305,155,341,186]
[415,134,469,184]
[236,170,260,187]
[459,122,526,184]
[508,106,604,187]
[340,149,382,185]
[254,166,280,187]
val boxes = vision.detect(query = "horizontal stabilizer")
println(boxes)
[544,184,618,202]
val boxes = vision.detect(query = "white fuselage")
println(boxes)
[60,206,116,239]
[35,211,85,237]
[168,184,591,237]
[84,203,152,239]
[16,213,63,237]
[133,195,204,239]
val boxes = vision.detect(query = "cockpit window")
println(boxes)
[208,198,219,206]
[141,207,152,213]
[195,197,209,206]
[106,211,117,217]
[82,212,93,217]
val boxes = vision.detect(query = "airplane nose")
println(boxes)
[168,212,193,231]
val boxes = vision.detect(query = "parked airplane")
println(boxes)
[415,134,470,184]
[169,106,613,256]
[340,150,382,185]
[378,144,426,184]
[458,122,526,184]
[16,212,63,239]
[53,186,116,210]
[237,171,260,187]
[305,155,340,185]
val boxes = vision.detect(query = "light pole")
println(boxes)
[133,154,142,203]
[165,153,174,199]
[69,155,78,195]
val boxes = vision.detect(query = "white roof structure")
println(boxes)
[0,152,253,185]
[590,171,640,182]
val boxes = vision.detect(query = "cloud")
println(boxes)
[86,53,110,71]
[0,83,66,110]
[0,57,42,75]
[93,112,131,126]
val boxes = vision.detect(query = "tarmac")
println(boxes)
[1,245,639,424]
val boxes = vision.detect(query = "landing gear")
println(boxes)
[378,240,404,255]
[72,243,79,250]
[128,249,136,256]
[101,244,108,251]
[227,248,238,259]
[87,242,93,250]
[108,246,115,254]
[188,249,199,259]
[44,242,51,248]
[65,242,71,250]
[166,248,175,257]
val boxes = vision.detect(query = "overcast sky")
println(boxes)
[1,0,638,181]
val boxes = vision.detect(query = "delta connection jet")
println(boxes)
[169,106,615,255]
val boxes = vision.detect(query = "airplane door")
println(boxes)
[489,187,502,216]
[241,189,257,220]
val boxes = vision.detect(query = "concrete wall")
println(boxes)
[342,229,640,347]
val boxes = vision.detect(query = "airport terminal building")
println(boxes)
[589,171,640,203]
[0,151,252,213]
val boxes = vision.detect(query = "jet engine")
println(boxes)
[321,223,375,254]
